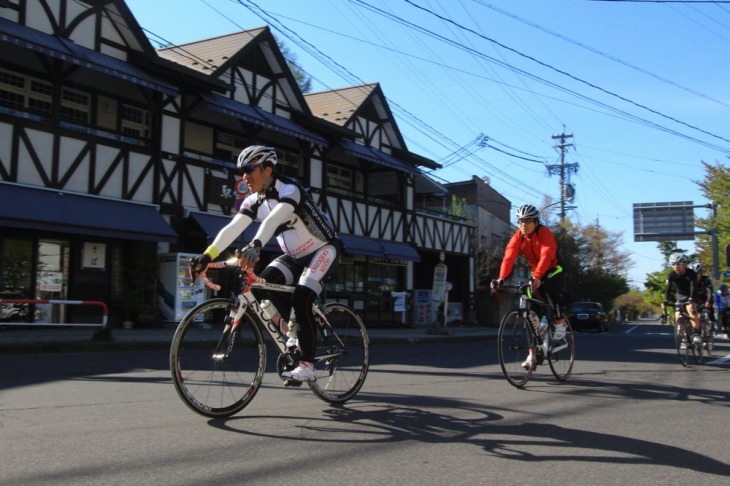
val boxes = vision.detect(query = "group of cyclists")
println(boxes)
[661,252,730,343]
[189,144,727,383]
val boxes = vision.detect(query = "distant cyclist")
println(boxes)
[690,262,714,327]
[661,253,701,346]
[715,284,730,336]
[491,204,566,370]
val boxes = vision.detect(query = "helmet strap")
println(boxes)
[260,166,275,192]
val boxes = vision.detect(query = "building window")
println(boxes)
[60,87,90,124]
[0,69,51,116]
[327,164,353,191]
[277,148,303,180]
[120,104,150,139]
[214,132,247,161]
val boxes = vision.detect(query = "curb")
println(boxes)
[0,329,498,354]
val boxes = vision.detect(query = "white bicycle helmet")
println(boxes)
[516,204,539,221]
[689,262,702,272]
[669,253,688,266]
[237,145,277,171]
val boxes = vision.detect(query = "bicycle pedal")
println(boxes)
[284,379,303,387]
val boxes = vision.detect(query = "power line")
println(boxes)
[401,0,730,146]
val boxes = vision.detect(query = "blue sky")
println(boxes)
[125,0,730,287]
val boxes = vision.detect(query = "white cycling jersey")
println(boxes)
[211,175,336,258]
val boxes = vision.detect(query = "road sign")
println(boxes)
[633,201,695,242]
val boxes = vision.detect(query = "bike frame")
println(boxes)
[200,260,335,358]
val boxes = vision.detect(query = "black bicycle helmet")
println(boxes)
[237,145,277,171]
[669,253,688,266]
[516,204,539,221]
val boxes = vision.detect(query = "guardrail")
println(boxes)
[0,299,109,330]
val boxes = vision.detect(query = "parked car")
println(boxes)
[567,302,608,332]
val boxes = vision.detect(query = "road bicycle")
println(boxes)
[170,257,370,418]
[699,306,714,356]
[664,301,702,366]
[492,282,575,388]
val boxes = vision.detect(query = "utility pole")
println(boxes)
[548,132,579,222]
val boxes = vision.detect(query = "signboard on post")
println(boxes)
[633,201,695,242]
[431,251,448,325]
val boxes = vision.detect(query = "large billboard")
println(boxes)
[633,201,695,242]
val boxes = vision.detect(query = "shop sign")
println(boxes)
[38,271,63,292]
[82,242,106,269]
[207,174,237,206]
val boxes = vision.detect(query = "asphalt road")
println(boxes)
[1,321,728,485]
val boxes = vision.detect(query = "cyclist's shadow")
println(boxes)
[209,393,729,476]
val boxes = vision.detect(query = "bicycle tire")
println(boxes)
[170,298,266,418]
[548,317,575,381]
[497,310,534,388]
[675,320,689,367]
[308,303,369,403]
[692,324,703,365]
[703,318,714,356]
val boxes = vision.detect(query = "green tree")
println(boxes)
[614,289,656,321]
[449,194,468,218]
[276,37,312,93]
[552,219,630,310]
[695,160,730,281]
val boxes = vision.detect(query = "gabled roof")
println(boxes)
[304,84,378,126]
[156,28,266,75]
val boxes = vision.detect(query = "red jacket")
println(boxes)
[499,225,559,281]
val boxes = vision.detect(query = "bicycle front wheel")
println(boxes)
[308,303,369,404]
[703,319,714,356]
[170,298,266,418]
[692,326,703,365]
[548,317,575,381]
[498,310,534,388]
[675,322,689,367]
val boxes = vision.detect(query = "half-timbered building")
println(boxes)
[0,0,475,326]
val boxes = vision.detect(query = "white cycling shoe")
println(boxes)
[282,361,317,382]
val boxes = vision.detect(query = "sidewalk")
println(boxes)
[0,322,499,353]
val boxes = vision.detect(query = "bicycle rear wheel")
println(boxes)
[308,303,369,403]
[497,310,534,388]
[675,321,689,367]
[548,317,575,381]
[170,298,266,418]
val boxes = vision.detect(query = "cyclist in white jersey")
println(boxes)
[191,146,340,382]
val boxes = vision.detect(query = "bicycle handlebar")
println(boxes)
[193,257,267,291]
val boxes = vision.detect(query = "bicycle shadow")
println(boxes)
[208,392,730,477]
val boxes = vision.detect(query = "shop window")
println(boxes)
[327,259,365,294]
[35,239,69,322]
[0,237,34,296]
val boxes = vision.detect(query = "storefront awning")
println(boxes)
[0,18,178,96]
[189,211,279,252]
[0,182,178,242]
[340,139,420,175]
[339,234,385,257]
[200,92,328,146]
[380,241,421,262]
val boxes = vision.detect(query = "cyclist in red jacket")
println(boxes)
[492,204,565,370]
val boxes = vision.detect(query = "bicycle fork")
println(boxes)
[212,295,248,360]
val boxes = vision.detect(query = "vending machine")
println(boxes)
[158,253,207,322]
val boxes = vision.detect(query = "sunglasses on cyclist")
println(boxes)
[241,164,262,174]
